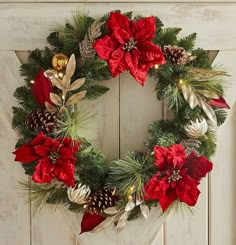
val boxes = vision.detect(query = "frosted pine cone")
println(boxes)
[25,109,58,133]
[85,189,119,214]
[163,45,188,65]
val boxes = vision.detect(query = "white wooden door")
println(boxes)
[0,1,235,245]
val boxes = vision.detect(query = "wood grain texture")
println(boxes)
[119,71,163,154]
[210,51,236,245]
[0,51,30,245]
[1,0,236,2]
[1,3,236,50]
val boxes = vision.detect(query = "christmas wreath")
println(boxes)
[12,11,230,234]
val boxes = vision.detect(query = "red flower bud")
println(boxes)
[32,70,54,106]
[208,96,230,109]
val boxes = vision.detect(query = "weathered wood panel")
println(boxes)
[1,3,236,50]
[210,51,236,245]
[0,51,30,245]
[1,0,236,3]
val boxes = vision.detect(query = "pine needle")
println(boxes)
[18,180,67,215]
[106,152,154,198]
[56,103,97,141]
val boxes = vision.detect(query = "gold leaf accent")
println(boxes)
[116,212,128,232]
[140,203,150,219]
[199,100,217,125]
[65,54,76,82]
[198,90,219,99]
[69,78,85,91]
[65,91,87,106]
[181,84,192,102]
[79,21,104,62]
[50,93,62,106]
[189,92,198,109]
[59,106,66,113]
[188,67,229,81]
[51,76,65,90]
[103,206,119,215]
[45,101,57,112]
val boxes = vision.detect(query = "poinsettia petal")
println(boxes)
[54,160,75,186]
[167,144,186,169]
[129,63,149,86]
[156,177,178,211]
[138,41,166,66]
[124,51,139,73]
[176,175,200,206]
[153,146,169,170]
[144,177,159,200]
[31,131,47,145]
[32,159,54,183]
[208,96,230,109]
[113,28,131,44]
[61,137,81,154]
[109,46,126,77]
[59,147,74,160]
[80,212,106,234]
[93,35,119,60]
[106,12,130,33]
[13,143,39,163]
[34,145,50,157]
[134,16,156,41]
[185,152,213,181]
[32,70,54,106]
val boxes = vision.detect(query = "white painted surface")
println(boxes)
[0,51,30,245]
[0,2,235,245]
[1,3,236,50]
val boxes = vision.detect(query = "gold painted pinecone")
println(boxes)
[25,109,58,133]
[85,189,119,214]
[163,45,188,65]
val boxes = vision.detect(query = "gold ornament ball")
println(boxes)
[52,53,69,71]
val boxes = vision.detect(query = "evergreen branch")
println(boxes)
[85,84,109,100]
[19,180,68,214]
[106,152,154,198]
[178,32,197,51]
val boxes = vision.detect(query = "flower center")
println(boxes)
[123,38,137,52]
[168,169,182,183]
[48,151,59,164]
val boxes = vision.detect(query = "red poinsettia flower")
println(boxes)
[93,12,166,86]
[13,132,81,186]
[32,70,54,106]
[144,144,213,211]
[208,96,230,109]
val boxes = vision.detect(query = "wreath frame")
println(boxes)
[12,10,230,233]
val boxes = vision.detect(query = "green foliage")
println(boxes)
[190,48,211,69]
[21,48,54,82]
[154,27,182,47]
[178,33,197,51]
[19,180,68,214]
[198,126,217,158]
[106,152,155,198]
[76,143,108,192]
[50,12,95,55]
[85,85,110,100]
[79,57,111,81]
[146,120,180,150]
[215,108,227,126]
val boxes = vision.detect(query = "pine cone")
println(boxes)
[85,189,119,214]
[163,45,188,65]
[25,109,58,133]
